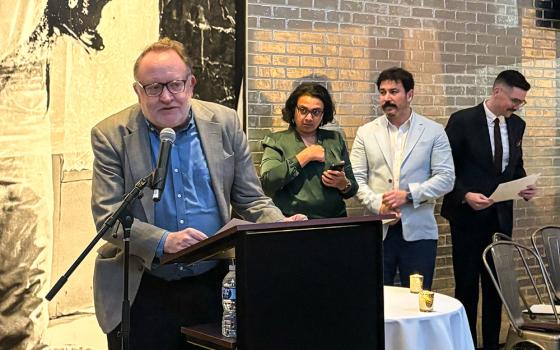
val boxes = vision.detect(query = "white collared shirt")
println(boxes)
[483,100,509,172]
[385,113,413,189]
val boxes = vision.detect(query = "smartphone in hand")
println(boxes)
[329,161,345,171]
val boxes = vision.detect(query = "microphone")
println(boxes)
[151,128,176,202]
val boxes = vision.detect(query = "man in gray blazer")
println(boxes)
[350,67,455,289]
[91,38,304,350]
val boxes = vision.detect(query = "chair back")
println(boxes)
[483,240,559,335]
[493,232,512,242]
[532,226,560,301]
[491,232,544,315]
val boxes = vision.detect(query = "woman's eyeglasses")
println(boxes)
[296,105,324,118]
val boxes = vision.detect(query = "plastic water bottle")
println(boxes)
[221,260,236,337]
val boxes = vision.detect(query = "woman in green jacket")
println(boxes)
[260,82,358,219]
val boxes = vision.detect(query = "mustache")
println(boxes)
[382,102,397,109]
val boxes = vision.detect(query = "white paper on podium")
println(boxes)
[489,173,540,203]
[214,218,253,236]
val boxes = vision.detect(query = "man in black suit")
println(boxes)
[441,70,537,350]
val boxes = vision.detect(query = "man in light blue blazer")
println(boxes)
[91,38,304,350]
[350,67,455,289]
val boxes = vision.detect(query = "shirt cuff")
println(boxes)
[155,230,169,258]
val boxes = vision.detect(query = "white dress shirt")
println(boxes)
[386,114,412,190]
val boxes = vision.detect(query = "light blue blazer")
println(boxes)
[350,112,455,241]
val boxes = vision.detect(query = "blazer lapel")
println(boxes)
[124,111,154,223]
[374,118,393,170]
[476,104,497,172]
[191,101,227,216]
[401,112,425,165]
[504,115,520,172]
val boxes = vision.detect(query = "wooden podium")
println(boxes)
[162,215,386,350]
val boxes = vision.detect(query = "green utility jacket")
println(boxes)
[260,127,358,219]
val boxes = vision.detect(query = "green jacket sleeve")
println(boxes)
[259,134,303,196]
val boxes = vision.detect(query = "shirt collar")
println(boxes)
[383,110,414,132]
[483,100,505,125]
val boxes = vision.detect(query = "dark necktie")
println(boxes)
[493,118,503,174]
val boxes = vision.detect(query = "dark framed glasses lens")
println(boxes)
[310,109,323,117]
[144,83,163,96]
[167,80,186,93]
[297,106,323,117]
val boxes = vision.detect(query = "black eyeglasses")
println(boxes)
[136,77,190,97]
[509,97,527,108]
[500,88,527,107]
[296,105,324,118]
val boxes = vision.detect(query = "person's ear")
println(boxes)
[133,82,142,102]
[407,89,414,102]
[189,74,197,89]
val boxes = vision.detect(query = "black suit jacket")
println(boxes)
[441,103,527,234]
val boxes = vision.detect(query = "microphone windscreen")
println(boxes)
[160,128,176,143]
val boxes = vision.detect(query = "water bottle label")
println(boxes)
[222,287,236,300]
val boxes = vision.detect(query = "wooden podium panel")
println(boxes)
[165,216,386,350]
[181,324,236,350]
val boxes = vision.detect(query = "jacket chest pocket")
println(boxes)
[222,151,235,189]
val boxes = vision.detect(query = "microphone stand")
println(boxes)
[46,173,153,350]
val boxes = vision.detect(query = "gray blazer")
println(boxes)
[90,99,284,333]
[350,112,455,241]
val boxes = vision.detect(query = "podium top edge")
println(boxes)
[161,214,391,264]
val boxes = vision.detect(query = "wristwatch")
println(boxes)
[406,191,413,203]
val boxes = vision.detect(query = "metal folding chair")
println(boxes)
[532,226,560,303]
[483,240,560,350]
[492,232,542,319]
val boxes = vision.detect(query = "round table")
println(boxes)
[384,286,475,350]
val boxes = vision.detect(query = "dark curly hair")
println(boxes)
[282,82,335,127]
[376,67,414,93]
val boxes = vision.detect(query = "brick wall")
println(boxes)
[246,0,560,299]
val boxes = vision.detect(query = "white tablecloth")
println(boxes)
[384,286,475,350]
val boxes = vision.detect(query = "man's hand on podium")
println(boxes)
[164,228,208,253]
[282,214,308,221]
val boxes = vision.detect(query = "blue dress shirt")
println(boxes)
[146,115,222,280]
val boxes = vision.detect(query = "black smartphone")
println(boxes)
[329,161,345,171]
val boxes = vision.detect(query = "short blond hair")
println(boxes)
[133,37,193,79]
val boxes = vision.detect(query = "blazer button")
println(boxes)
[138,266,143,271]
[388,179,392,183]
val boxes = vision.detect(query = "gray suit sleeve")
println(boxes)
[91,124,162,268]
